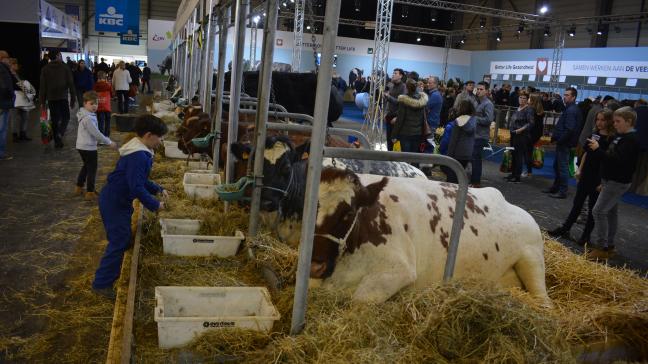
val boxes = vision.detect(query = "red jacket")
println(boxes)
[93,81,113,112]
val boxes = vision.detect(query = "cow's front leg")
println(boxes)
[352,265,417,303]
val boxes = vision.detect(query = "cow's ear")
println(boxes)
[230,143,250,160]
[356,177,388,207]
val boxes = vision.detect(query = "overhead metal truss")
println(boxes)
[549,27,565,93]
[363,0,395,150]
[292,0,305,71]
[394,0,550,23]
[453,12,648,37]
[277,14,450,36]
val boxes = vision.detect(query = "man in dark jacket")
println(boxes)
[74,60,94,107]
[544,87,582,198]
[141,62,151,93]
[384,68,406,150]
[0,50,19,160]
[470,81,495,187]
[40,50,76,149]
[94,58,110,81]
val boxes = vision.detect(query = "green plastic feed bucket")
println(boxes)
[190,133,217,148]
[215,176,253,201]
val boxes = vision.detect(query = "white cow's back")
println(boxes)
[325,174,544,296]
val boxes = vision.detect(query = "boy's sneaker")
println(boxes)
[74,186,84,196]
[84,191,99,201]
[0,154,13,161]
[92,287,116,300]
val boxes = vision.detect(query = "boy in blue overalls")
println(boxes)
[92,114,168,299]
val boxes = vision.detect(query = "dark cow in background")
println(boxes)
[224,71,344,125]
[310,168,550,305]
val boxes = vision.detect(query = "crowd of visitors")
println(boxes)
[344,66,646,260]
[0,49,152,160]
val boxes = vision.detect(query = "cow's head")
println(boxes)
[230,135,296,211]
[310,168,388,279]
[177,112,212,156]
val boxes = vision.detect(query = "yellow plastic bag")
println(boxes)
[393,140,401,152]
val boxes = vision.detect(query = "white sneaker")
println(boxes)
[521,171,529,178]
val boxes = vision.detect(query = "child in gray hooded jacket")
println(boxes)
[75,91,117,200]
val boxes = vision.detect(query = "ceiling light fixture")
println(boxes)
[479,17,486,28]
[568,25,576,37]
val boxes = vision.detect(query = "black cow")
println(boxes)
[224,71,344,125]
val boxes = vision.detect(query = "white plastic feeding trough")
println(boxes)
[163,140,200,160]
[186,160,211,171]
[154,286,280,349]
[183,172,221,199]
[159,219,244,257]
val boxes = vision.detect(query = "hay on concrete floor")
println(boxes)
[128,155,648,363]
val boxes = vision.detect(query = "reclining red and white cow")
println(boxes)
[309,167,550,305]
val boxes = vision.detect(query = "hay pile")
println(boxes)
[127,154,648,363]
[541,239,648,353]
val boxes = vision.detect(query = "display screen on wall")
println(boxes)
[515,74,523,81]
[503,74,510,80]
[559,75,566,82]
[605,78,617,86]
[543,75,550,82]
[626,79,638,87]
[587,77,598,84]
[528,75,536,81]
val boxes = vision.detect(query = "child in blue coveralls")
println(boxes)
[92,114,168,299]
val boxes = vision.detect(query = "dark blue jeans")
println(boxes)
[0,109,9,157]
[552,145,570,194]
[398,135,421,153]
[97,111,111,137]
[48,99,70,145]
[470,138,489,184]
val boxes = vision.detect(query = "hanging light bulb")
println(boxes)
[479,17,486,28]
[496,32,502,42]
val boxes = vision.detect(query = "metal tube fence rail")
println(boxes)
[225,0,250,184]
[289,0,342,335]
[247,0,280,242]
[211,6,229,174]
[237,108,372,149]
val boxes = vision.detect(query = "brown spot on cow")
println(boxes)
[427,203,431,211]
[439,228,449,251]
[403,223,409,232]
[483,253,489,260]
[484,205,490,213]
[389,194,399,202]
[448,206,454,218]
[495,242,500,252]
[470,225,479,236]
[427,193,438,202]
[466,194,487,217]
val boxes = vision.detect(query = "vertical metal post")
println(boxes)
[187,11,197,99]
[212,7,229,174]
[250,23,258,67]
[225,0,249,184]
[292,0,305,72]
[184,23,191,94]
[248,0,279,240]
[202,0,216,109]
[362,0,394,150]
[290,0,341,336]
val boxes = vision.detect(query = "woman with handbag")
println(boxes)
[526,93,546,176]
[392,78,428,153]
[506,90,534,183]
